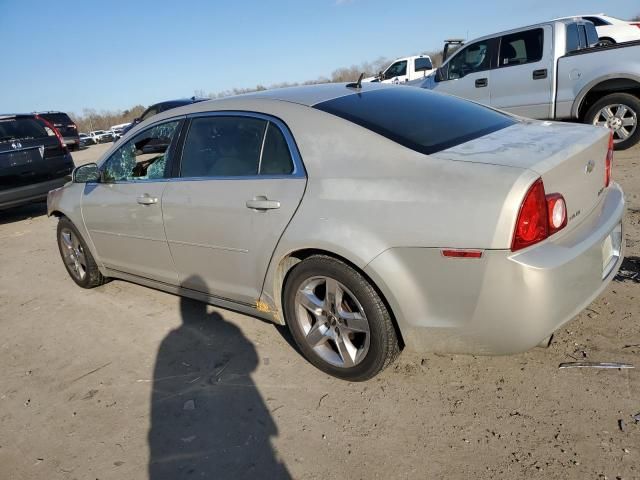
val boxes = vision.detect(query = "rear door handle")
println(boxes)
[137,194,158,205]
[475,78,488,88]
[532,69,548,80]
[246,196,280,211]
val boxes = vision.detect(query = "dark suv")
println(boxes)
[35,111,80,151]
[0,114,75,210]
[122,97,208,135]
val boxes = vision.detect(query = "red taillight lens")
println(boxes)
[546,193,567,234]
[632,22,640,29]
[36,115,67,151]
[512,178,548,251]
[605,132,613,187]
[511,178,568,251]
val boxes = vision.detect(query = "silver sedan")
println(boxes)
[48,83,625,380]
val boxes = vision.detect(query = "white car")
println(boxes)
[89,130,114,143]
[363,55,435,84]
[558,14,640,45]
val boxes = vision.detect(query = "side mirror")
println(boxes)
[73,163,100,183]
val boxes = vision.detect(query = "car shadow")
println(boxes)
[0,202,47,225]
[614,256,640,283]
[148,275,291,480]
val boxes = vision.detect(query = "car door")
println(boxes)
[162,113,306,305]
[81,118,184,284]
[489,26,553,119]
[431,38,496,105]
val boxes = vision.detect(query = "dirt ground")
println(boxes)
[1,140,639,480]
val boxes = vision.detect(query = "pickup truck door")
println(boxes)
[382,59,409,84]
[431,39,496,105]
[489,26,553,119]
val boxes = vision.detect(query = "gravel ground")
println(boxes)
[0,141,639,480]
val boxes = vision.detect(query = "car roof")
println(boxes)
[162,83,393,116]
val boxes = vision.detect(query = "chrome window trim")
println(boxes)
[178,110,306,180]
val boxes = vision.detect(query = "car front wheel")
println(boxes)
[57,217,107,288]
[283,255,400,381]
[586,92,640,150]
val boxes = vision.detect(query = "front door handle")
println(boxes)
[532,69,548,80]
[246,196,280,211]
[475,78,488,88]
[137,194,158,205]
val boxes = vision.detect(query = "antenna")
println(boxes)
[346,73,365,89]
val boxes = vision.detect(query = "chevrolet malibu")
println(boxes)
[48,84,625,381]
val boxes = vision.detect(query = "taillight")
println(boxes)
[511,178,567,251]
[36,115,67,152]
[546,194,567,234]
[605,132,613,187]
[632,22,640,29]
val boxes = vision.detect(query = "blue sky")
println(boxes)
[0,0,636,114]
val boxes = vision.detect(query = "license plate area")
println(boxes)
[602,223,622,279]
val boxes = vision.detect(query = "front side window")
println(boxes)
[499,29,543,67]
[384,61,407,79]
[101,120,180,182]
[447,40,491,79]
[180,116,294,177]
[140,107,158,122]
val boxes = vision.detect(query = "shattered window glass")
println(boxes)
[102,120,180,182]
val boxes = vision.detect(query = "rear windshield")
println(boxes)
[38,112,72,125]
[314,87,516,155]
[0,117,48,142]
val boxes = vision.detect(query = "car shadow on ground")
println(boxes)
[148,275,291,480]
[0,202,47,225]
[615,256,640,283]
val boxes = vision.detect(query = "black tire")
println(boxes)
[584,92,640,151]
[599,38,615,46]
[283,255,400,381]
[56,217,107,288]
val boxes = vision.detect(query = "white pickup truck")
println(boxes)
[363,55,435,84]
[421,18,640,149]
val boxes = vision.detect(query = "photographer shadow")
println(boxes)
[148,275,290,479]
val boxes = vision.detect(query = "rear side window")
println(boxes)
[584,22,599,47]
[180,116,294,177]
[499,28,543,67]
[314,88,516,155]
[260,123,294,175]
[38,113,72,125]
[566,24,580,52]
[0,117,48,142]
[181,116,266,177]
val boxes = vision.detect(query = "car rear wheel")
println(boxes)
[585,93,640,150]
[283,255,399,381]
[57,217,107,288]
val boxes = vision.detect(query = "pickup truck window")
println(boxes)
[384,61,407,79]
[415,57,433,71]
[314,87,516,155]
[499,28,543,67]
[566,24,580,52]
[447,40,492,79]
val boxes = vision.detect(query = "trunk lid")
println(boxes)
[432,120,611,234]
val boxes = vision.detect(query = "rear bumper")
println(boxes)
[0,175,71,210]
[63,136,79,146]
[365,184,626,354]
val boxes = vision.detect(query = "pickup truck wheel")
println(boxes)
[586,93,639,150]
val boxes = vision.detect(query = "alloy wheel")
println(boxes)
[592,103,638,143]
[59,228,87,281]
[294,276,370,368]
